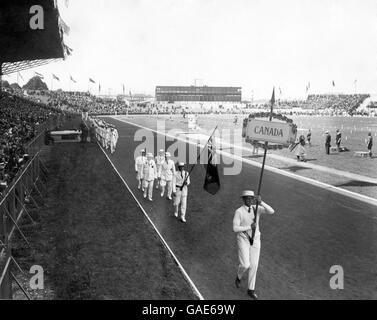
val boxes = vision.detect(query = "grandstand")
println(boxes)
[0,0,71,300]
[156,86,242,102]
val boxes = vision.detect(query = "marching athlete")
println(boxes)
[135,149,147,190]
[160,152,176,200]
[155,150,165,190]
[173,162,190,223]
[233,190,275,300]
[143,153,157,201]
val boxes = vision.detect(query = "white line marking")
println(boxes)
[96,140,205,300]
[107,116,377,208]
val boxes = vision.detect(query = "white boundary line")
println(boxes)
[96,141,205,301]
[108,116,377,208]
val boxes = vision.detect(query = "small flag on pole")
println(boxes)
[52,74,60,81]
[271,87,275,106]
[203,131,221,195]
[332,81,336,87]
[70,75,77,83]
[89,78,96,83]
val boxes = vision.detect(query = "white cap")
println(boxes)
[140,149,146,153]
[241,190,255,198]
[159,149,164,153]
[178,162,185,167]
[165,152,171,157]
[147,153,153,158]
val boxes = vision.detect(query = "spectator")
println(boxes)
[367,132,373,158]
[325,131,331,155]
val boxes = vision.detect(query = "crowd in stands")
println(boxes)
[0,92,62,195]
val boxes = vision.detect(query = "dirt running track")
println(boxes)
[100,117,377,300]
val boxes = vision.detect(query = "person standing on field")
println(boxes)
[325,131,331,155]
[367,132,373,158]
[233,190,275,300]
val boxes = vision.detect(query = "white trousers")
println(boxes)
[143,180,154,199]
[237,235,261,291]
[174,189,187,219]
[161,180,173,198]
[110,142,116,154]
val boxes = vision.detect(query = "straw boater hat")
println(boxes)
[147,153,153,158]
[165,152,171,157]
[241,190,255,198]
[159,149,165,154]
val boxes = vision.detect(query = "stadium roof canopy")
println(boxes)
[0,0,71,75]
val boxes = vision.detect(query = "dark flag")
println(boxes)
[89,78,96,83]
[332,80,336,87]
[203,135,220,195]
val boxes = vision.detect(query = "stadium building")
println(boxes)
[155,86,242,102]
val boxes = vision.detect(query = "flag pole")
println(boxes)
[180,125,218,188]
[250,87,275,243]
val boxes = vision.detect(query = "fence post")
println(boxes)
[0,214,12,300]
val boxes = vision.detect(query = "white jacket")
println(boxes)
[135,156,146,173]
[143,159,157,181]
[161,159,176,181]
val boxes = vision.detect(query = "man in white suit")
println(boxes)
[135,149,147,191]
[143,153,157,201]
[160,152,175,200]
[233,190,275,300]
[173,162,190,223]
[155,149,165,190]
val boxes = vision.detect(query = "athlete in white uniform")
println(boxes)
[155,150,165,190]
[233,190,275,300]
[135,149,147,190]
[143,153,157,201]
[173,162,190,223]
[160,152,176,200]
[110,128,117,154]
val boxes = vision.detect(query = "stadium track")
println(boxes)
[99,117,377,300]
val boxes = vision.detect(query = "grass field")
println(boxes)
[12,142,197,300]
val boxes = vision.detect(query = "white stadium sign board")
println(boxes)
[244,119,296,146]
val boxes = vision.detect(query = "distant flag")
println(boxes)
[34,72,44,79]
[271,87,275,106]
[70,75,76,83]
[52,74,60,81]
[332,81,336,87]
[99,83,101,93]
[89,78,96,83]
[203,130,220,195]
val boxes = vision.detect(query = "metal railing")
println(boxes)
[0,151,45,299]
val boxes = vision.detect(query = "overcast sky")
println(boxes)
[5,0,377,99]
